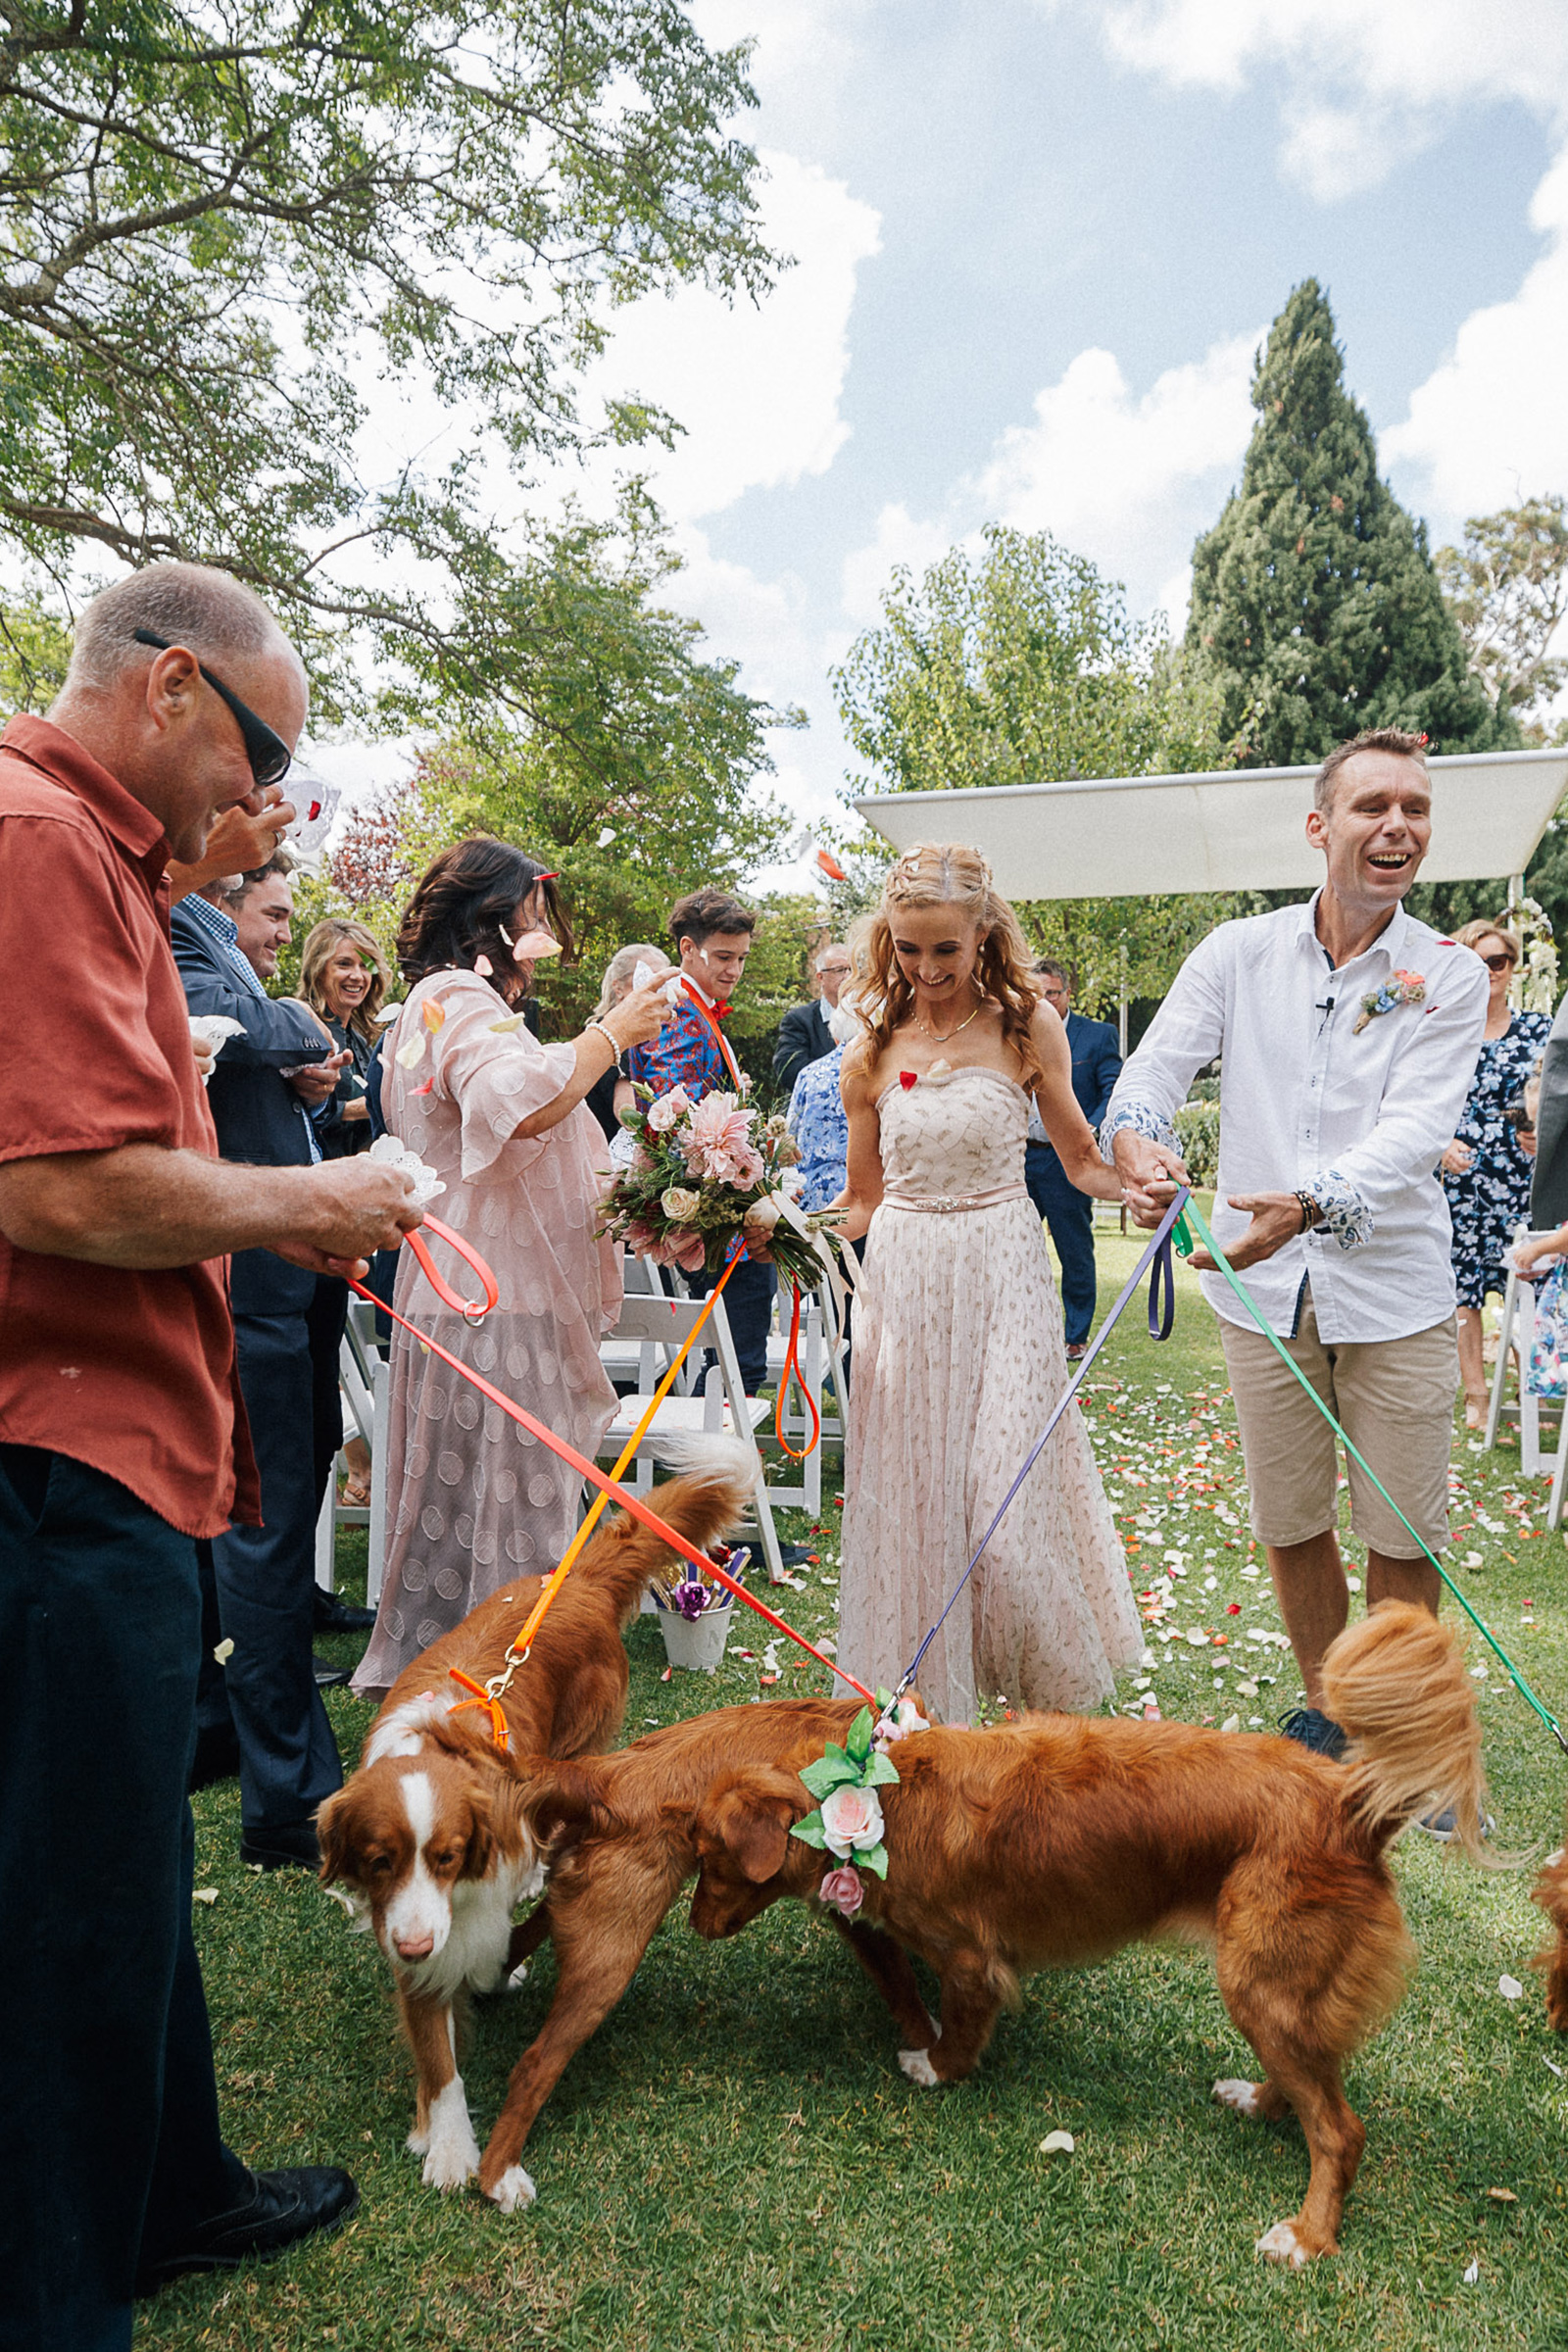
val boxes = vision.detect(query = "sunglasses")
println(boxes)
[1482,952,1516,973]
[132,628,293,789]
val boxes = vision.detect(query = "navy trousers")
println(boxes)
[1024,1141,1098,1348]
[0,1446,248,2352]
[699,1251,778,1396]
[196,1310,342,1838]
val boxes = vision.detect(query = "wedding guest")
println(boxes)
[1107,727,1488,1773]
[1025,957,1122,1361]
[774,939,852,1094]
[173,859,358,1860]
[832,843,1136,1727]
[786,995,858,1211]
[625,887,776,1396]
[1439,920,1548,1428]
[353,837,672,1696]
[587,941,671,1141]
[300,914,391,1158]
[0,560,419,2352]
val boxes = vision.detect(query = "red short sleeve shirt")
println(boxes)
[0,715,259,1537]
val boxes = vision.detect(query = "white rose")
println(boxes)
[818,1782,884,1858]
[744,1193,783,1235]
[661,1186,700,1223]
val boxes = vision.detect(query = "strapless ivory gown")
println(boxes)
[837,1065,1140,1725]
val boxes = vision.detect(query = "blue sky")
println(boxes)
[326,1,1568,889]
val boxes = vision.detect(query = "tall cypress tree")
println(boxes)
[1187,280,1512,764]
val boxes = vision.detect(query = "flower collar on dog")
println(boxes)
[1352,969,1425,1033]
[792,1691,928,1919]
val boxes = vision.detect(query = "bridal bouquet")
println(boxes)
[600,1084,827,1288]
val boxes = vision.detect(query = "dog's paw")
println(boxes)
[487,2164,538,2214]
[1255,2221,1311,2269]
[505,1960,529,1992]
[899,2046,941,2088]
[422,2131,481,2192]
[1214,2078,1262,2117]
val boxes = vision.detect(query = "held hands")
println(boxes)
[1110,1131,1191,1229]
[602,980,676,1054]
[273,1158,424,1279]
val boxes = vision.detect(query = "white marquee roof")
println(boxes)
[854,748,1568,900]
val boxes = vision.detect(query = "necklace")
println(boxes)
[914,997,984,1044]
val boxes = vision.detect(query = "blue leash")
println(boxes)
[889,1188,1190,1705]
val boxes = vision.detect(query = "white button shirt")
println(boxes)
[1102,893,1489,1343]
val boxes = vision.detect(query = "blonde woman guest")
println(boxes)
[831,842,1139,1726]
[353,838,672,1696]
[300,915,391,1158]
[1440,920,1549,1427]
[586,942,671,1142]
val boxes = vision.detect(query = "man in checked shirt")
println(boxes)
[1104,728,1488,1782]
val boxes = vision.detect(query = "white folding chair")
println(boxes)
[315,1297,389,1602]
[1485,1266,1544,1476]
[761,1278,849,1510]
[597,1289,785,1581]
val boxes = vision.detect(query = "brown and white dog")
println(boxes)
[317,1435,758,2197]
[686,1602,1494,2267]
[1533,1839,1568,2030]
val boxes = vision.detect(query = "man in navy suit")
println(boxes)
[1025,957,1122,1359]
[172,856,352,1869]
[773,940,852,1095]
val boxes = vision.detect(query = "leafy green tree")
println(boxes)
[1436,497,1568,737]
[0,594,71,713]
[832,523,1245,1014]
[0,0,774,763]
[1188,280,1512,764]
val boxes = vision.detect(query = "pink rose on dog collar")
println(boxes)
[819,1782,885,1857]
[818,1865,865,1919]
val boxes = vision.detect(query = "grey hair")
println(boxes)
[65,562,298,693]
[594,942,670,1020]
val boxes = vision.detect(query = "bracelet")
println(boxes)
[587,1018,623,1073]
[1294,1189,1321,1234]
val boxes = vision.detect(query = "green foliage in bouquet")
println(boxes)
[600,1081,828,1289]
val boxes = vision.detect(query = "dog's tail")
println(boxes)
[578,1433,759,1624]
[1531,1842,1568,2030]
[1319,1600,1494,1864]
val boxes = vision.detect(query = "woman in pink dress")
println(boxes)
[353,837,670,1697]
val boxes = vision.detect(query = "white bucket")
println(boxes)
[656,1594,734,1673]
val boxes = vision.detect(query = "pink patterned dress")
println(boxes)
[352,968,621,1696]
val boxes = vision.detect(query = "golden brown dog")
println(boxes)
[1533,1841,1568,2030]
[686,1603,1491,2266]
[317,1436,757,2196]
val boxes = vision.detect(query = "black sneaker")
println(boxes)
[1277,1706,1348,1760]
[135,2166,359,2292]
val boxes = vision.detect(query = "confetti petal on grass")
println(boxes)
[1464,1551,1484,1567]
[1220,1714,1241,1735]
[1039,2131,1075,2154]
[1498,1975,1525,2001]
[1486,2187,1518,2203]
[192,1887,220,1905]
[1463,2259,1480,2284]
[1544,2057,1564,2078]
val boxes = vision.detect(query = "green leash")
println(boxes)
[1175,1193,1568,1759]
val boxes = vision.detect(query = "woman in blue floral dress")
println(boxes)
[1440,920,1548,1426]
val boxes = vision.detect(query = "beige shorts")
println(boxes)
[1217,1289,1458,1558]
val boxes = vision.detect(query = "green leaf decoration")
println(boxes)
[799,1745,859,1800]
[860,1842,889,1880]
[846,1706,873,1765]
[790,1813,827,1849]
[863,1750,902,1789]
[875,1687,895,1712]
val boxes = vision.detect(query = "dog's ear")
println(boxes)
[704,1767,810,1886]
[315,1790,355,1888]
[460,1779,498,1880]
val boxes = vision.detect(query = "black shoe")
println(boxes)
[774,1542,816,1567]
[188,1723,242,1793]
[313,1655,352,1690]
[135,2165,359,2292]
[314,1589,376,1635]
[1277,1706,1348,1760]
[241,1822,321,1872]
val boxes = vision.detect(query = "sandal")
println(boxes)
[339,1473,372,1508]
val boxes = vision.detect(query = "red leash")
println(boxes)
[353,1235,875,1706]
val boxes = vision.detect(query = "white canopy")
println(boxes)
[854,748,1568,899]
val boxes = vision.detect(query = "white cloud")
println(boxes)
[974,329,1259,618]
[840,503,956,627]
[586,150,880,523]
[1085,0,1568,198]
[1383,150,1568,519]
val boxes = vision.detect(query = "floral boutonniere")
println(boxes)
[791,1693,927,1919]
[1352,968,1426,1034]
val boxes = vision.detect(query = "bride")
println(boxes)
[832,841,1140,1725]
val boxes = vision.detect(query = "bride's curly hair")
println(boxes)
[858,841,1044,1089]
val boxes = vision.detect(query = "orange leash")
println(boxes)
[772,1282,821,1462]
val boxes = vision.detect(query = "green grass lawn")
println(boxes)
[139,1234,1568,2351]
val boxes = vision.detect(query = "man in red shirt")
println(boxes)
[0,562,421,2352]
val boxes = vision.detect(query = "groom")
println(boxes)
[1104,728,1487,1769]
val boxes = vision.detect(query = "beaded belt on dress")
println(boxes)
[880,1182,1029,1214]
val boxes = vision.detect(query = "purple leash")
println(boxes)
[890,1187,1190,1704]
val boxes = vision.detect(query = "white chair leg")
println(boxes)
[368,1355,389,1608]
[1485,1275,1517,1451]
[315,1474,337,1593]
